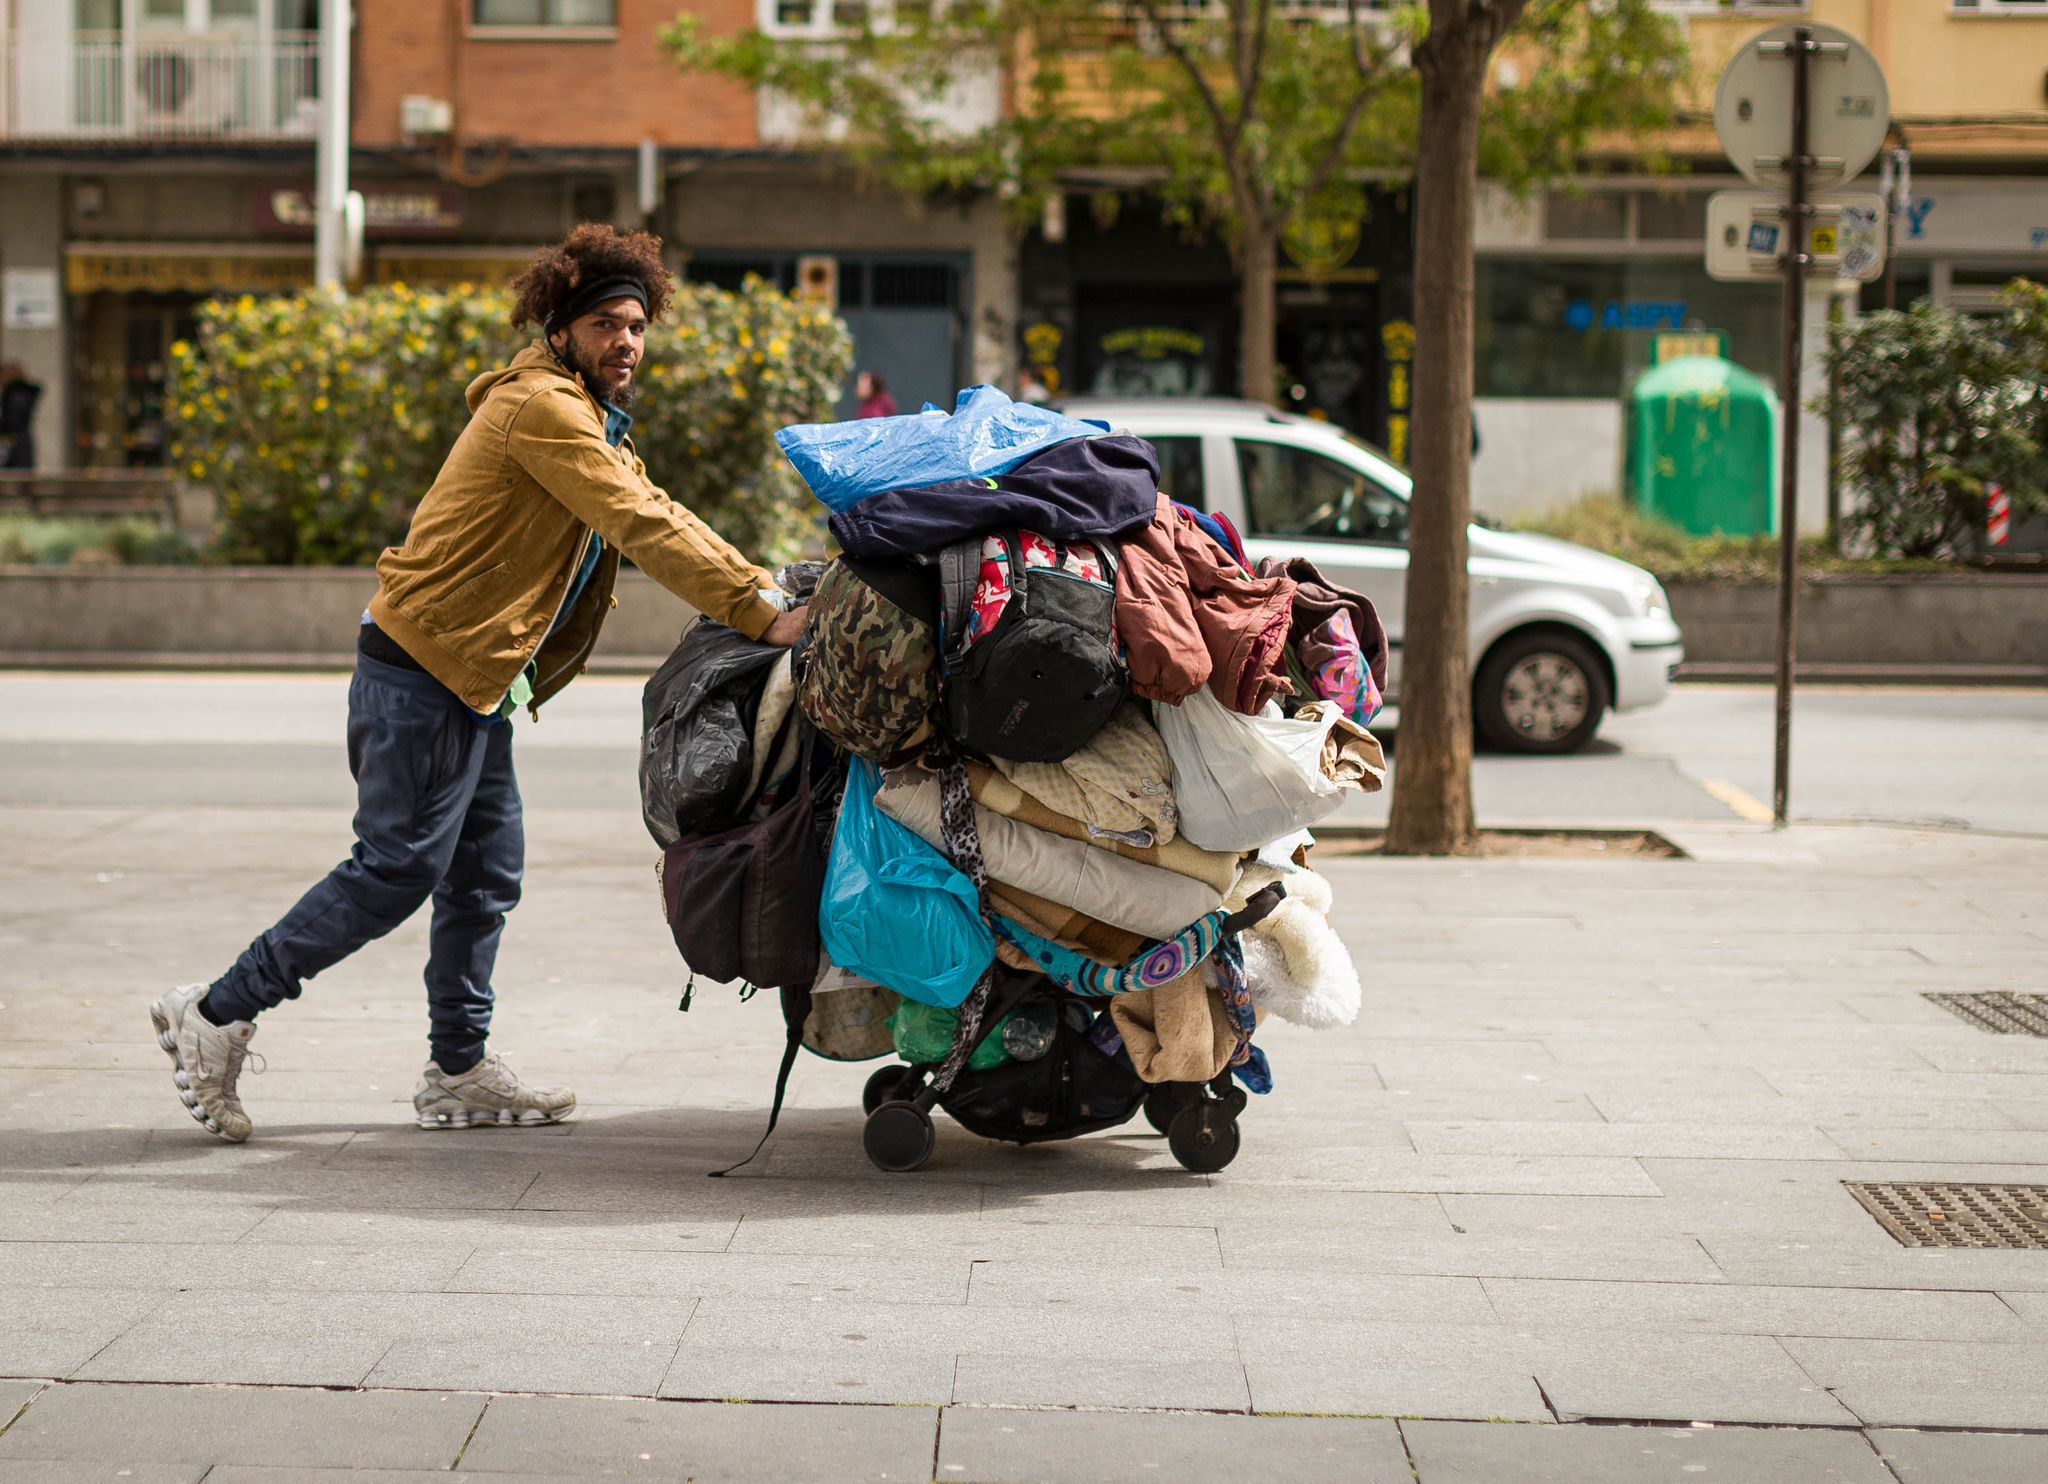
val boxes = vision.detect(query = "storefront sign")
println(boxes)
[1900,181,2048,254]
[368,253,537,288]
[1099,326,1205,361]
[254,183,463,238]
[3,268,60,329]
[1566,300,1689,333]
[1380,319,1414,466]
[1020,320,1065,397]
[65,248,314,295]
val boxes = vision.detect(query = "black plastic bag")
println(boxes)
[639,622,782,847]
[639,563,825,848]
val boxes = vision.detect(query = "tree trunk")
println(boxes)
[1238,219,1278,406]
[1383,26,1488,857]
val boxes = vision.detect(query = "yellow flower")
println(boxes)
[313,397,329,413]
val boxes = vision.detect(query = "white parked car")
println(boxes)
[1060,397,1685,754]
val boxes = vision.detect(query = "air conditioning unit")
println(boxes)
[400,95,454,139]
[132,45,244,135]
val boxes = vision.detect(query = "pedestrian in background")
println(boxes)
[151,225,809,1143]
[856,369,898,419]
[0,362,40,469]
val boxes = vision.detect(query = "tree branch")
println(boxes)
[1298,82,1379,209]
[1241,0,1273,124]
[1128,0,1245,178]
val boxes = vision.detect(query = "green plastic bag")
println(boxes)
[889,1001,1012,1071]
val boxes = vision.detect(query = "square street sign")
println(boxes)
[1707,190,1885,284]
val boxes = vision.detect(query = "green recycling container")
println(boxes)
[1625,355,1778,537]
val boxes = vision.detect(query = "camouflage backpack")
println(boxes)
[797,555,940,761]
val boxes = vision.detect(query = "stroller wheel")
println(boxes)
[1142,1084,1200,1136]
[1167,1101,1241,1173]
[863,1064,920,1115]
[863,1101,936,1173]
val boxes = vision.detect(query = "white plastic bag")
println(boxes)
[1154,689,1347,852]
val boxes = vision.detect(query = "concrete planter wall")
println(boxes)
[1,566,2043,679]
[0,567,699,668]
[1665,576,2048,673]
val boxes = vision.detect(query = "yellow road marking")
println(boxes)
[1702,777,1772,824]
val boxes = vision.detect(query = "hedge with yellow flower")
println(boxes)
[169,279,851,567]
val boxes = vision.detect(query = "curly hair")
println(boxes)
[509,224,675,332]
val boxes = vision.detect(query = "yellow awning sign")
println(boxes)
[368,256,532,288]
[66,249,314,295]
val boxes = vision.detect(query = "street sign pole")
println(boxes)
[1712,20,1888,831]
[1772,27,1814,829]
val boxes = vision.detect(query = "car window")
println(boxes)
[1149,435,1206,511]
[1234,439,1408,544]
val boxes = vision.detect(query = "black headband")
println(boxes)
[545,276,650,336]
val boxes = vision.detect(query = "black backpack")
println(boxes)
[934,529,1126,763]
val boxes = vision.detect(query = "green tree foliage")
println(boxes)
[666,0,1685,400]
[1825,283,2045,559]
[168,280,851,567]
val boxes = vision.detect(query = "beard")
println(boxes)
[556,336,638,410]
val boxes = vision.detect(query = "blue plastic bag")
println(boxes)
[819,760,995,1008]
[776,386,1109,513]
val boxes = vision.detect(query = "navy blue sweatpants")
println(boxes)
[206,653,523,1073]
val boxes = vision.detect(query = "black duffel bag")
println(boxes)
[659,727,833,993]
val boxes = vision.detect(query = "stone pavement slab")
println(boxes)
[935,1408,1410,1484]
[1235,1317,1550,1421]
[1483,1277,2029,1341]
[0,1384,41,1429]
[204,1472,612,1484]
[1867,1428,2048,1482]
[1401,1419,1895,1483]
[0,1465,209,1483]
[1780,1338,2048,1429]
[457,1395,937,1481]
[0,1289,167,1380]
[949,1356,1252,1411]
[1528,1331,1854,1425]
[658,1345,957,1405]
[0,1384,485,1470]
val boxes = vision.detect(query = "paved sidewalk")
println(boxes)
[5,793,2048,1478]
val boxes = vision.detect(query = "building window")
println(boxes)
[473,0,617,27]
[1475,258,1783,401]
[1951,1,2048,12]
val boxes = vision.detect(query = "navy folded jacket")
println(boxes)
[829,434,1162,559]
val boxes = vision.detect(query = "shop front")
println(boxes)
[66,244,314,467]
[1017,190,1414,453]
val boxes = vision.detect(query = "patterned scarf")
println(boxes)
[928,750,999,1093]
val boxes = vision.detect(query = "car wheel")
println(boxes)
[1474,629,1610,755]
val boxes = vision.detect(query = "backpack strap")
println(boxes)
[710,979,813,1178]
[936,536,981,669]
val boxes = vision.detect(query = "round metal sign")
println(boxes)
[1715,23,1890,189]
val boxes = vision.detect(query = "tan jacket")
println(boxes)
[369,341,778,715]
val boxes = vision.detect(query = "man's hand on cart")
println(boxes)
[764,604,811,648]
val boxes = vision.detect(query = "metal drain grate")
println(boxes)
[1846,1182,2048,1250]
[1924,992,2048,1036]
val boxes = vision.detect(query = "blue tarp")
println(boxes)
[776,386,1108,513]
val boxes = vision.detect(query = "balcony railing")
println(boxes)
[3,33,320,143]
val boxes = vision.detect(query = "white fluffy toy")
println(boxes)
[1228,863,1361,1029]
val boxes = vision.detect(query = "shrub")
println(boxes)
[1509,496,1953,583]
[0,516,196,567]
[168,279,851,567]
[1824,286,2045,559]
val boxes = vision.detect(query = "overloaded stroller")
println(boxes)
[641,388,1388,1174]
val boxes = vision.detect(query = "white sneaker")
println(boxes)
[414,1053,575,1130]
[150,984,260,1142]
